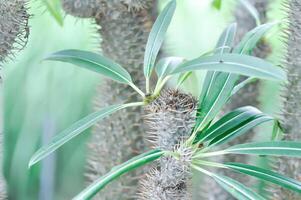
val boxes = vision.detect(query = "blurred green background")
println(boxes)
[3,0,285,199]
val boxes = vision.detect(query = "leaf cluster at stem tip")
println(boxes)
[27,1,293,199]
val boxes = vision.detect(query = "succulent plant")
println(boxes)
[28,1,301,200]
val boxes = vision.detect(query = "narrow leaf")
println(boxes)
[196,106,273,145]
[73,150,164,200]
[226,163,301,193]
[213,174,265,200]
[45,49,133,84]
[195,24,238,131]
[172,53,286,81]
[177,71,193,87]
[144,0,176,78]
[29,104,132,167]
[43,0,64,26]
[234,22,277,54]
[231,77,257,96]
[215,23,237,55]
[225,141,301,157]
[208,108,273,146]
[193,165,265,200]
[195,73,238,132]
[239,0,261,26]
[155,57,183,79]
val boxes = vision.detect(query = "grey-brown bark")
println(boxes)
[274,0,301,199]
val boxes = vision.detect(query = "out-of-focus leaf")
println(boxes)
[239,0,261,25]
[177,71,193,87]
[231,77,257,96]
[42,0,64,26]
[234,22,278,54]
[73,150,164,200]
[212,0,222,10]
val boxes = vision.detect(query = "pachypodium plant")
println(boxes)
[29,1,301,199]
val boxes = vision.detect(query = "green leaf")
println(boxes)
[234,22,277,54]
[198,106,274,146]
[206,106,273,147]
[231,77,257,96]
[144,0,176,78]
[213,174,265,200]
[45,49,133,84]
[177,71,193,87]
[195,73,238,132]
[212,0,222,10]
[239,0,261,26]
[73,150,164,200]
[225,162,301,193]
[29,104,135,167]
[42,0,64,26]
[155,57,183,79]
[193,165,265,200]
[195,24,238,132]
[215,23,237,55]
[225,141,301,157]
[172,53,286,81]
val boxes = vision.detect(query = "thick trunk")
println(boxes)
[274,0,301,199]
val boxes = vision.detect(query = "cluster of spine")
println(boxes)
[274,0,301,199]
[60,0,153,199]
[138,90,196,200]
[0,0,30,64]
[201,1,271,199]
